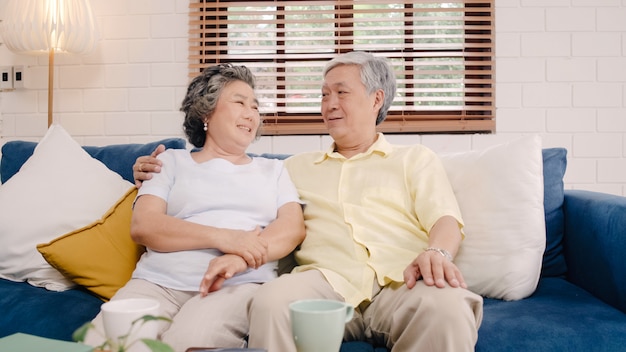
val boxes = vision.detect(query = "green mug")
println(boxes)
[289,299,354,352]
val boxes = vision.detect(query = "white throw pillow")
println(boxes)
[440,135,546,301]
[0,124,134,291]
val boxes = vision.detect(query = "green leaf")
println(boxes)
[72,322,95,343]
[140,339,175,352]
[131,315,173,325]
[72,314,174,352]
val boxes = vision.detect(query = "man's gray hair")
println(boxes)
[324,51,397,125]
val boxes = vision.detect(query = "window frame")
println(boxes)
[188,0,495,135]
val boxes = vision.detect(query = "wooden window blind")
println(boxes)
[188,0,495,135]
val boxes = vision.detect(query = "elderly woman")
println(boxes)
[87,63,305,352]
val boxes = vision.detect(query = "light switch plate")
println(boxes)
[13,65,24,89]
[0,66,12,89]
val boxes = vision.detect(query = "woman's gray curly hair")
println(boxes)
[181,63,257,148]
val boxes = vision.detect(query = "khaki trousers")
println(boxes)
[86,278,259,352]
[247,270,483,352]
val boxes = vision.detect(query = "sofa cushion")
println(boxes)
[37,188,144,301]
[540,148,567,278]
[0,125,134,291]
[441,135,546,300]
[0,278,102,341]
[477,277,626,351]
[340,342,389,352]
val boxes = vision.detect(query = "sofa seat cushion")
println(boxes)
[0,278,101,341]
[340,342,388,352]
[477,277,626,352]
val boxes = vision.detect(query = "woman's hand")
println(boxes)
[133,144,165,188]
[132,193,268,267]
[199,254,248,296]
[217,226,268,269]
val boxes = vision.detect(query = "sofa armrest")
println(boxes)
[563,190,626,314]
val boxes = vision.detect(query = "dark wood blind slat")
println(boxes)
[188,0,495,135]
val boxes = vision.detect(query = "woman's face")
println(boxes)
[206,80,260,151]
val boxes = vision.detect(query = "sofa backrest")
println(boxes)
[0,138,187,184]
[0,141,568,279]
[541,148,568,278]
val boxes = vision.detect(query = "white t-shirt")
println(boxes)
[133,149,301,291]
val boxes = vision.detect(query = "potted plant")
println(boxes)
[73,315,174,352]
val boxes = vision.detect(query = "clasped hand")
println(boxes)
[200,228,267,296]
[403,250,467,289]
[219,226,268,269]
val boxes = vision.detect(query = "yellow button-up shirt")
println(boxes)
[285,134,464,306]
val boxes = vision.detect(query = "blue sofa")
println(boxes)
[1,138,625,351]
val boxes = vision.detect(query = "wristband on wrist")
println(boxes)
[425,247,453,261]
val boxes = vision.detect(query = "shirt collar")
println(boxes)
[314,133,393,163]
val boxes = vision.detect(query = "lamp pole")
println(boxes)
[48,48,54,127]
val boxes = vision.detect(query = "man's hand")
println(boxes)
[403,250,467,289]
[217,226,268,269]
[133,144,166,188]
[199,254,248,296]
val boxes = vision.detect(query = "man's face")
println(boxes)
[320,64,380,142]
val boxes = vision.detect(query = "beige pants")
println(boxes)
[86,278,259,352]
[247,270,483,352]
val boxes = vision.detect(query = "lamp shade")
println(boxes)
[0,0,98,55]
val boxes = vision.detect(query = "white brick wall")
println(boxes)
[0,0,625,196]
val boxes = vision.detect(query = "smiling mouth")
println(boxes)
[237,125,252,132]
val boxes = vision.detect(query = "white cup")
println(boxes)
[101,298,161,352]
[289,299,354,352]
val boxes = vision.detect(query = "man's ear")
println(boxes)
[373,89,385,112]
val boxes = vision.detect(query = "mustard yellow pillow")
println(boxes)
[37,187,145,301]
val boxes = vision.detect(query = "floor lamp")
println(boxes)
[0,0,98,127]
